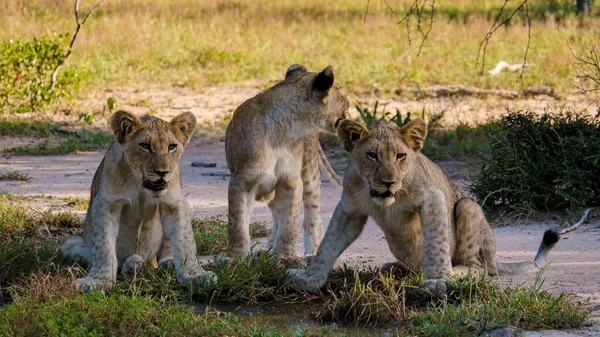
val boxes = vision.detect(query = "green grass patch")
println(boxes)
[0,290,283,337]
[4,128,113,155]
[193,214,270,255]
[0,118,59,137]
[1,1,599,95]
[404,275,589,336]
[0,198,80,293]
[64,196,89,211]
[0,171,32,182]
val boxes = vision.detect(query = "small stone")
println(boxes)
[191,162,217,168]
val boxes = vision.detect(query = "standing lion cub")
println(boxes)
[62,111,215,290]
[288,119,556,293]
[225,64,349,261]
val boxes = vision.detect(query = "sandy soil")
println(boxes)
[2,84,600,335]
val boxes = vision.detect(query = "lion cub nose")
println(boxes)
[154,170,169,178]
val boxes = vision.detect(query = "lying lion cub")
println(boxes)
[226,64,349,261]
[288,119,555,293]
[62,111,215,290]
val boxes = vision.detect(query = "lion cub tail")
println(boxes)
[490,229,561,276]
[317,143,343,189]
[61,235,92,264]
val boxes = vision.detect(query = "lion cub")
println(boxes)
[225,64,349,261]
[288,119,555,293]
[62,111,215,290]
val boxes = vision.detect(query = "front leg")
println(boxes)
[420,190,453,293]
[76,199,120,291]
[287,203,367,293]
[160,201,216,287]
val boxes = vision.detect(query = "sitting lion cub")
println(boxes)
[225,64,349,261]
[288,119,554,293]
[62,111,215,290]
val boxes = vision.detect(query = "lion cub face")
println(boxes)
[110,111,197,197]
[337,119,428,206]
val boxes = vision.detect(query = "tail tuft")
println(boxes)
[534,229,561,266]
[542,229,561,246]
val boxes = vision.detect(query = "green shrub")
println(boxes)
[471,110,600,212]
[0,33,85,113]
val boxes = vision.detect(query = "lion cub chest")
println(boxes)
[254,144,303,198]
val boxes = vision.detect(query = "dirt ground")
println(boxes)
[1,84,600,335]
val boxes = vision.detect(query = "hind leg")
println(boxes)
[454,198,496,276]
[270,176,302,259]
[301,153,324,257]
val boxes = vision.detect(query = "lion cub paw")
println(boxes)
[422,279,448,293]
[286,269,325,294]
[158,258,175,270]
[177,270,217,288]
[121,254,144,276]
[75,277,113,293]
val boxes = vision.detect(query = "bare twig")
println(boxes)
[476,0,528,76]
[48,0,105,90]
[386,0,436,56]
[516,0,532,87]
[571,44,600,93]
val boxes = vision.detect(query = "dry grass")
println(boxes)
[0,0,598,97]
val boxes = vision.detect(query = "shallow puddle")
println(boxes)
[195,302,400,336]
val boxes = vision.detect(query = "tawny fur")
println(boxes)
[225,64,350,260]
[288,119,546,293]
[61,111,215,290]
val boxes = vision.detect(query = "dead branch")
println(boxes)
[572,44,600,93]
[407,84,559,100]
[534,208,592,266]
[560,208,592,235]
[476,0,529,76]
[48,0,105,90]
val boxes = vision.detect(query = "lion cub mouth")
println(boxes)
[370,189,394,198]
[143,178,168,191]
[370,189,396,206]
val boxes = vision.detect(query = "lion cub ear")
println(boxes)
[400,118,428,151]
[110,110,141,143]
[337,119,368,152]
[170,112,197,146]
[285,64,307,80]
[312,66,334,94]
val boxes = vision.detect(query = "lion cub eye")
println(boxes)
[367,152,378,161]
[139,142,152,153]
[396,153,406,161]
[168,144,178,153]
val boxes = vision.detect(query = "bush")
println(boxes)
[0,33,85,113]
[471,110,600,212]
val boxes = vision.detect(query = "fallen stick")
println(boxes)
[534,208,592,267]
